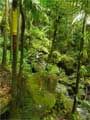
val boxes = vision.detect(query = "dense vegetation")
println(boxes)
[0,0,90,120]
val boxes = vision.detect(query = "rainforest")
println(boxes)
[0,0,90,120]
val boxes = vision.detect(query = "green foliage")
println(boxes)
[56,84,67,94]
[46,64,59,74]
[84,78,90,85]
[26,72,57,110]
[72,112,83,120]
[55,93,73,114]
[61,54,75,70]
[33,91,56,109]
[0,98,9,115]
[43,115,54,120]
[80,65,87,76]
[51,51,61,63]
[81,100,90,111]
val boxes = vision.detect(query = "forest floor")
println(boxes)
[0,67,11,116]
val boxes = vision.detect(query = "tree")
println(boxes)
[72,13,87,113]
[19,0,25,77]
[2,0,8,67]
[9,0,20,118]
[72,0,89,113]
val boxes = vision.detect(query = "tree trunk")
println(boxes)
[72,13,87,113]
[19,0,25,77]
[17,0,25,110]
[9,0,21,119]
[2,0,8,67]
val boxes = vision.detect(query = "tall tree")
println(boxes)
[9,0,20,119]
[19,0,25,77]
[72,0,89,113]
[17,0,25,114]
[72,13,87,113]
[2,0,8,67]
